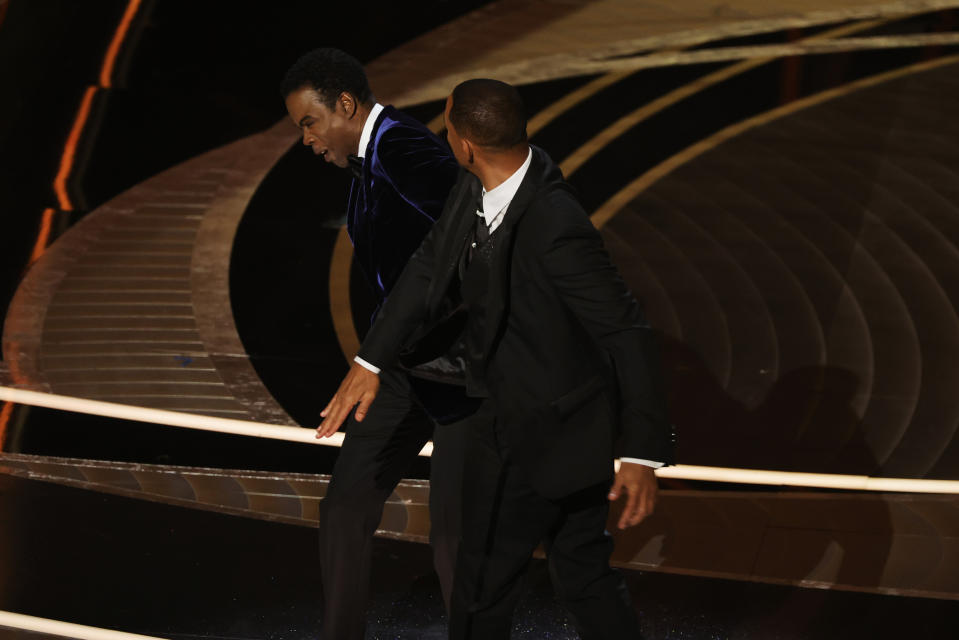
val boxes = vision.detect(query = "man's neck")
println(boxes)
[475,147,529,192]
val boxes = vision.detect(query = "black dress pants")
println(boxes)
[450,403,643,640]
[319,367,469,640]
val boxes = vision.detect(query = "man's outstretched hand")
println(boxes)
[608,462,658,529]
[317,361,380,438]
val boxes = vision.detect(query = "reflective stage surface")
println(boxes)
[3,471,959,640]
[3,0,959,638]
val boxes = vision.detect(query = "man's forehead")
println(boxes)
[290,90,332,118]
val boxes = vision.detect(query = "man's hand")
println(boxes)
[608,462,658,530]
[317,361,381,438]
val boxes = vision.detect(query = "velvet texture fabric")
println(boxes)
[347,106,457,301]
[347,106,477,424]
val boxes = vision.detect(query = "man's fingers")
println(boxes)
[315,363,380,437]
[319,396,336,420]
[630,488,651,526]
[316,398,350,438]
[354,392,376,423]
[608,477,625,501]
[618,483,639,530]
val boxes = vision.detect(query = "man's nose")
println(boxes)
[302,129,315,146]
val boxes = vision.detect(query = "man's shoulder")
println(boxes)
[527,186,588,233]
[527,171,585,226]
[370,106,454,169]
[374,106,442,147]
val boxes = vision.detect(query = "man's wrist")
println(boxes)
[354,356,381,375]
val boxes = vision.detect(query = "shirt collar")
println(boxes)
[356,103,384,159]
[480,146,533,226]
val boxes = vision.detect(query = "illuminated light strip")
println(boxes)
[3,385,957,493]
[590,52,959,229]
[10,0,145,450]
[0,386,433,458]
[498,31,959,82]
[0,610,164,640]
[99,0,142,88]
[527,71,635,137]
[0,401,13,451]
[53,86,97,211]
[560,17,889,178]
[423,61,683,136]
[651,464,959,494]
[28,208,56,265]
[52,0,142,211]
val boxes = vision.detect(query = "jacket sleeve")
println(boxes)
[538,189,674,464]
[357,173,467,370]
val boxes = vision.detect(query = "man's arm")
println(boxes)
[538,193,672,462]
[538,190,673,527]
[317,174,469,436]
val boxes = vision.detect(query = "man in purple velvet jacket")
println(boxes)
[282,48,477,640]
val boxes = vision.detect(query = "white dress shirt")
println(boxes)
[354,145,661,468]
[478,147,532,232]
[356,103,384,159]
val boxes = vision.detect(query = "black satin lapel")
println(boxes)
[445,179,482,272]
[346,180,358,238]
[349,174,376,285]
[482,225,512,359]
[481,153,544,359]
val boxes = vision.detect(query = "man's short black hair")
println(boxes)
[280,48,373,108]
[449,79,527,149]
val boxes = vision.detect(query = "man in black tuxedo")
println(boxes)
[282,49,478,640]
[320,78,674,639]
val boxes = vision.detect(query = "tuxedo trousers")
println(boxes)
[319,367,469,640]
[450,402,643,640]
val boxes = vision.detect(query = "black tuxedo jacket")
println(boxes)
[359,146,674,498]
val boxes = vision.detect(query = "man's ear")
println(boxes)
[464,140,474,165]
[338,91,357,118]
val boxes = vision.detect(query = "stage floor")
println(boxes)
[3,473,958,640]
[4,0,959,637]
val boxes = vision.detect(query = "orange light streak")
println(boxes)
[99,0,142,88]
[52,0,142,212]
[28,208,56,265]
[52,86,97,211]
[0,401,13,451]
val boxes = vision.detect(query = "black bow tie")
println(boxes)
[347,154,364,179]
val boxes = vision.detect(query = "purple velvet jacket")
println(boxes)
[346,105,476,423]
[347,106,458,302]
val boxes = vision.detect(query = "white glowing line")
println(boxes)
[649,463,959,494]
[3,386,956,493]
[0,610,165,640]
[0,385,433,457]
